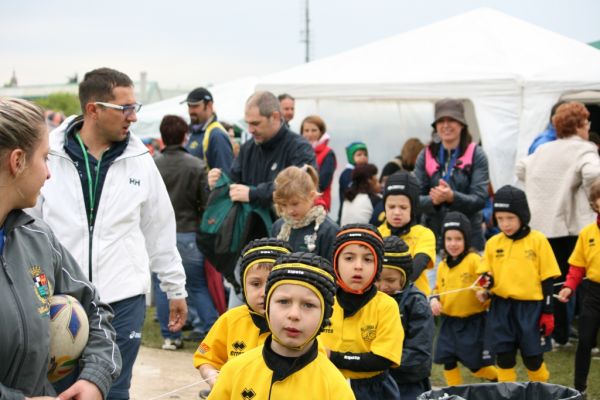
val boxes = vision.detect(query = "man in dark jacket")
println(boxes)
[154,115,218,348]
[208,91,316,210]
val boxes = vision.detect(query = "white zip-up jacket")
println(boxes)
[30,117,187,304]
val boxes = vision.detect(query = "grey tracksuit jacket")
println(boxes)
[0,210,121,399]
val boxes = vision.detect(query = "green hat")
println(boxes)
[345,141,368,165]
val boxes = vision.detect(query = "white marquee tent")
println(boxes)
[134,8,600,215]
[256,8,600,190]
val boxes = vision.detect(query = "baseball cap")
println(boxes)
[181,87,213,105]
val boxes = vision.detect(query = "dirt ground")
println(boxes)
[130,346,209,400]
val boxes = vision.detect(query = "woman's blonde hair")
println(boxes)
[0,97,45,165]
[273,165,319,214]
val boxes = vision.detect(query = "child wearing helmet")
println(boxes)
[476,186,560,382]
[378,171,437,296]
[208,253,355,399]
[194,238,292,396]
[430,211,497,386]
[376,236,434,400]
[320,224,404,400]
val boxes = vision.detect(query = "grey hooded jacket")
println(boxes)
[0,210,121,399]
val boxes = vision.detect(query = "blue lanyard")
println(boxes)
[438,146,459,182]
[75,134,103,225]
[0,227,4,255]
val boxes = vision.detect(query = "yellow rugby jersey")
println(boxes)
[434,252,488,317]
[193,305,269,370]
[477,230,560,300]
[208,344,356,400]
[379,223,436,296]
[569,222,600,284]
[320,291,404,379]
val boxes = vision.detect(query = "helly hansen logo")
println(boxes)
[241,388,256,399]
[495,248,505,258]
[129,178,141,186]
[589,238,595,247]
[494,202,510,209]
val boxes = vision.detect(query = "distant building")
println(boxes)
[0,71,177,104]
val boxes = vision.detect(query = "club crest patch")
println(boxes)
[30,265,52,315]
[361,324,376,342]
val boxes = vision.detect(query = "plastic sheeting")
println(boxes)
[417,382,581,400]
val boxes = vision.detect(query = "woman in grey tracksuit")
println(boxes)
[0,98,120,400]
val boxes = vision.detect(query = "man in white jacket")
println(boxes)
[31,68,188,400]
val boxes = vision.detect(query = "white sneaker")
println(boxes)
[162,338,183,350]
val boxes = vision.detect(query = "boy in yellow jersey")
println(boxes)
[321,224,404,400]
[378,172,436,296]
[194,238,292,397]
[429,212,497,386]
[557,178,600,395]
[376,236,434,400]
[476,186,560,383]
[208,252,355,400]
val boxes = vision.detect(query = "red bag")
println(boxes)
[204,260,227,315]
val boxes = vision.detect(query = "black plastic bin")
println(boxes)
[417,382,582,400]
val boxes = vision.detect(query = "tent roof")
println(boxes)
[257,8,600,98]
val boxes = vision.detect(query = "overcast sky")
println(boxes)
[3,0,600,89]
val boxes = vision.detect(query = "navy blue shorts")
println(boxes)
[351,370,400,400]
[434,312,494,370]
[486,297,551,357]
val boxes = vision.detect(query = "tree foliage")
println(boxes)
[35,92,81,115]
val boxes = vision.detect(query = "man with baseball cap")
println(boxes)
[183,87,233,172]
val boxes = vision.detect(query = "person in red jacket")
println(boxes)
[301,115,337,211]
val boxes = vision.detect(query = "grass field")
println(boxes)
[142,306,599,399]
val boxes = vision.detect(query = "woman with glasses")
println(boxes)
[0,97,120,399]
[516,101,600,348]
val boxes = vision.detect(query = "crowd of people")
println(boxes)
[2,66,600,400]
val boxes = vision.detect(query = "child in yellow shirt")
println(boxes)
[430,211,497,386]
[476,186,560,382]
[321,224,404,400]
[376,235,434,400]
[378,172,436,296]
[557,178,600,395]
[194,238,291,397]
[208,252,355,400]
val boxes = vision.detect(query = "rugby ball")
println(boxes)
[47,294,89,383]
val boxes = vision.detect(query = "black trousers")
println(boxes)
[574,280,600,392]
[548,236,577,345]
